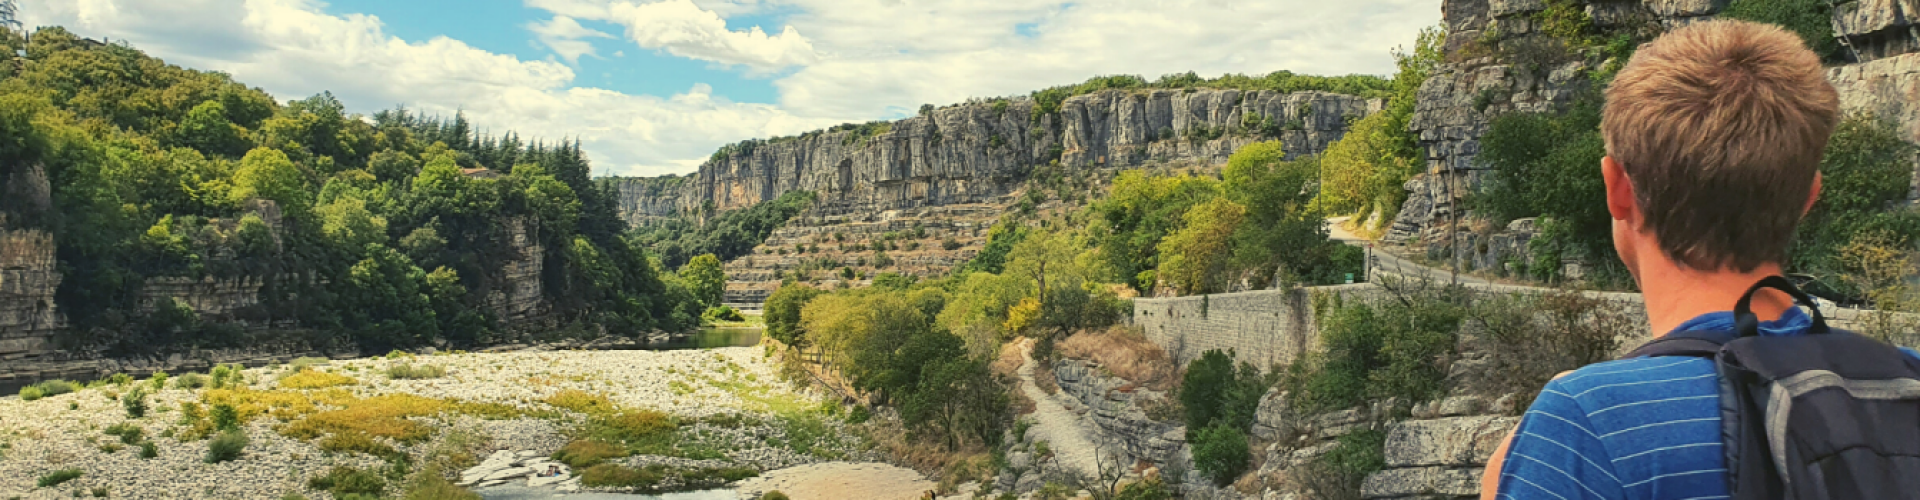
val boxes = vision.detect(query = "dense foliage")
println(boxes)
[0,27,699,353]
[1720,0,1842,62]
[1179,349,1269,486]
[628,190,816,269]
[1285,288,1464,413]
[1313,26,1444,229]
[1091,141,1361,295]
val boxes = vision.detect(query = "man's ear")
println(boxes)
[1803,172,1823,217]
[1602,156,1638,225]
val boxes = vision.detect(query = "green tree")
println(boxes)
[764,283,824,346]
[681,254,727,308]
[177,100,249,158]
[229,147,312,216]
[1156,197,1247,295]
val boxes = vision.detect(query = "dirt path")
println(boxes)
[1014,339,1113,479]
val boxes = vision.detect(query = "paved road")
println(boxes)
[1326,217,1492,286]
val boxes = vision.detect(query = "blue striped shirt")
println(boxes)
[1496,309,1815,500]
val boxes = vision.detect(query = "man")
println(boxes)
[1479,19,1909,499]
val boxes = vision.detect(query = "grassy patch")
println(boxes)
[553,440,630,468]
[281,394,450,444]
[544,390,619,416]
[37,469,82,488]
[309,466,386,498]
[581,464,667,489]
[319,431,402,460]
[104,422,144,445]
[386,364,448,380]
[278,369,359,389]
[19,380,77,401]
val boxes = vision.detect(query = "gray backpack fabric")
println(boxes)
[1623,276,1920,499]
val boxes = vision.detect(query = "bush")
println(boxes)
[174,373,209,390]
[147,370,169,391]
[385,364,448,380]
[1285,289,1463,413]
[105,422,145,445]
[941,238,962,251]
[402,473,481,500]
[762,491,791,500]
[590,409,677,446]
[205,429,248,463]
[1179,350,1266,432]
[1721,0,1840,61]
[138,441,158,459]
[21,380,76,400]
[1472,291,1633,409]
[1297,429,1387,500]
[37,468,83,487]
[1114,478,1173,500]
[211,403,240,430]
[703,305,745,323]
[544,390,619,416]
[309,466,386,497]
[553,440,629,468]
[319,431,401,460]
[122,387,148,418]
[1190,424,1250,486]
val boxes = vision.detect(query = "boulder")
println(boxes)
[1361,466,1481,499]
[1382,416,1518,468]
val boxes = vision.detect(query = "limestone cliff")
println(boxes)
[1388,0,1920,245]
[613,89,1382,224]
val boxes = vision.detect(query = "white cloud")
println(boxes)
[21,0,1442,177]
[20,0,838,176]
[529,16,615,64]
[604,0,816,72]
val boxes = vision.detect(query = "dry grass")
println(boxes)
[278,369,359,389]
[543,390,619,416]
[1057,326,1177,391]
[858,416,986,478]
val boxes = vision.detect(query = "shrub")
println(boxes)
[174,373,209,390]
[105,422,144,445]
[703,305,744,323]
[942,238,962,251]
[309,466,386,497]
[1296,429,1387,500]
[147,370,169,391]
[1285,289,1463,413]
[37,468,83,487]
[209,363,245,389]
[22,380,76,400]
[762,491,791,500]
[211,403,240,430]
[385,364,448,380]
[279,369,358,389]
[319,431,400,460]
[138,441,158,459]
[553,440,628,468]
[580,464,665,488]
[1179,350,1266,433]
[205,429,248,463]
[1190,424,1250,486]
[1721,0,1840,61]
[590,409,677,446]
[122,387,148,418]
[1114,478,1173,500]
[402,474,480,500]
[1472,291,1633,410]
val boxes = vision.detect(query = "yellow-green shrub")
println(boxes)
[543,390,617,415]
[278,369,358,389]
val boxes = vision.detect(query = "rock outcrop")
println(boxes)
[0,224,62,361]
[1388,0,1920,244]
[613,89,1382,222]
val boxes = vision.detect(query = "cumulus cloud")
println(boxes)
[604,0,817,72]
[529,16,615,64]
[19,0,837,176]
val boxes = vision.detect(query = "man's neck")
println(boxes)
[1638,259,1798,336]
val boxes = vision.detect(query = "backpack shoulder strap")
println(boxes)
[1622,330,1739,360]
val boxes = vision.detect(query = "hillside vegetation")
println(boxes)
[0,27,705,353]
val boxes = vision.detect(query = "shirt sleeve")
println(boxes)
[1496,379,1628,500]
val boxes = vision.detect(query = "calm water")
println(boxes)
[654,327,762,350]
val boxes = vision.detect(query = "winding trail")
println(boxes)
[1014,339,1117,479]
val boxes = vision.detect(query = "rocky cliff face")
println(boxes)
[613,89,1383,222]
[0,223,62,361]
[1388,0,1920,244]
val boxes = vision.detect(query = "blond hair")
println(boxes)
[1602,19,1840,272]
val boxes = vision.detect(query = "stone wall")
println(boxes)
[1132,284,1384,368]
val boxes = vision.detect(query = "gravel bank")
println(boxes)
[0,347,868,499]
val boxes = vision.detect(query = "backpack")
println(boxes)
[1623,276,1920,499]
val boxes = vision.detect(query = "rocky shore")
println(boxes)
[0,346,873,500]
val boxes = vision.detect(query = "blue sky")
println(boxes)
[23,0,1442,177]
